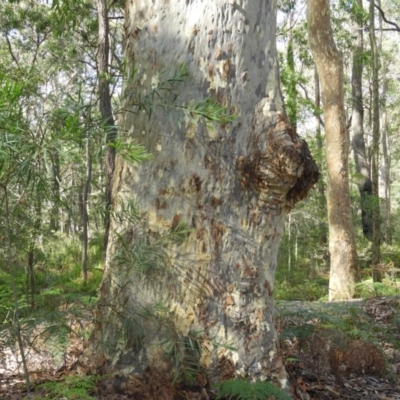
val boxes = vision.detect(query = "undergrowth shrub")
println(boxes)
[164,330,203,384]
[32,374,100,400]
[0,231,101,379]
[275,276,328,301]
[277,302,394,381]
[45,234,82,271]
[216,378,291,400]
[0,269,27,320]
[356,277,400,298]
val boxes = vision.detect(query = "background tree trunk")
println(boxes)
[378,0,391,245]
[307,0,359,301]
[380,63,391,245]
[88,0,318,385]
[350,0,373,241]
[314,68,327,244]
[81,135,92,281]
[97,0,117,261]
[286,37,298,132]
[49,151,61,232]
[369,0,382,281]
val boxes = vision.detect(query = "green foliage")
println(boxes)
[0,285,14,321]
[216,378,291,400]
[34,374,100,400]
[277,299,399,350]
[163,330,203,384]
[1,1,400,396]
[113,199,141,225]
[355,278,400,298]
[340,305,384,342]
[292,22,314,68]
[50,0,97,37]
[275,272,328,301]
[360,193,380,214]
[279,322,315,342]
[281,39,298,128]
[0,232,101,366]
[109,138,152,164]
[276,205,329,301]
[183,98,237,127]
[124,62,235,128]
[338,0,369,24]
[114,235,168,280]
[113,217,192,281]
[44,232,103,272]
[0,268,27,321]
[170,220,192,244]
[45,235,82,271]
[124,63,190,116]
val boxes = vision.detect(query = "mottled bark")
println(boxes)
[350,0,373,241]
[87,0,318,386]
[307,0,359,301]
[97,0,117,260]
[369,0,381,281]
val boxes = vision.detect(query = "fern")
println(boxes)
[279,323,315,341]
[35,375,100,400]
[216,378,291,400]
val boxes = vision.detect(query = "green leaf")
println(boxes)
[108,138,151,163]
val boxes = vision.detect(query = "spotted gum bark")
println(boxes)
[87,0,318,386]
[307,0,358,300]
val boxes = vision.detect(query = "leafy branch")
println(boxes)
[108,138,151,164]
[123,63,235,127]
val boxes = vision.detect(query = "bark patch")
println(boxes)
[236,98,319,209]
[190,173,203,192]
[286,138,320,204]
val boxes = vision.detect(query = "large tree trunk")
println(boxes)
[88,0,318,386]
[307,0,359,301]
[350,0,373,241]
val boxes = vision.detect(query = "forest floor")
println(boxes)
[276,296,400,399]
[1,296,400,399]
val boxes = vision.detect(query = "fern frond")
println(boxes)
[216,378,291,400]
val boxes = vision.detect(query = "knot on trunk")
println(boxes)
[236,98,319,208]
